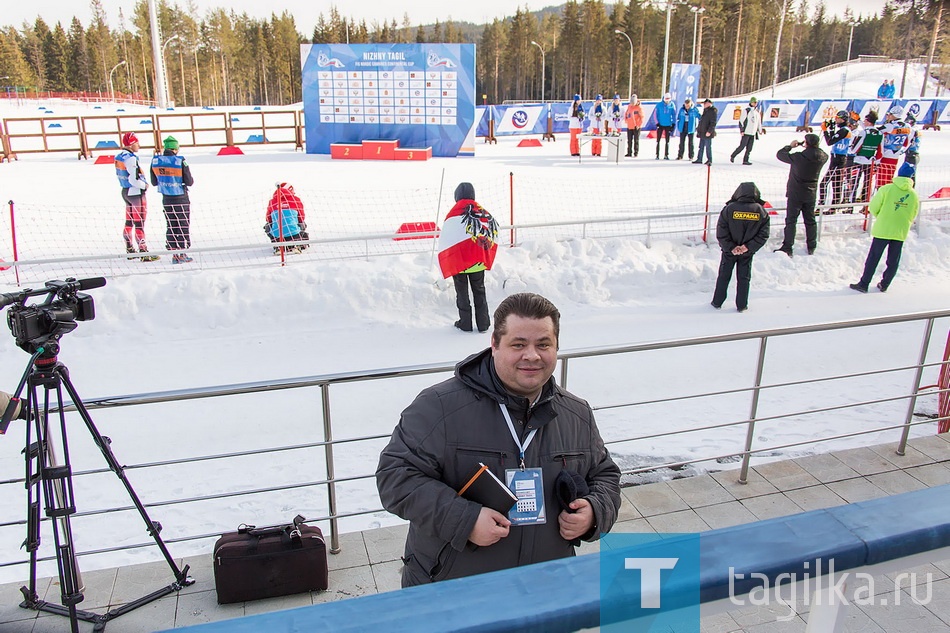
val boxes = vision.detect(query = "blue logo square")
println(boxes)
[600,533,701,632]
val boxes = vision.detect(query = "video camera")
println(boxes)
[0,277,105,356]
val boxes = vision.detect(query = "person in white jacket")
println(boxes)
[568,94,585,157]
[730,97,763,165]
[115,132,157,260]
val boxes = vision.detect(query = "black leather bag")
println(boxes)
[213,514,328,604]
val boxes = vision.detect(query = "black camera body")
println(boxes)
[2,278,103,356]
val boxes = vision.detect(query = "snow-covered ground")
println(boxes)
[0,60,947,583]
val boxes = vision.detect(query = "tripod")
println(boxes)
[10,347,194,633]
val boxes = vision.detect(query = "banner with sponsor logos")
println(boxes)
[300,43,476,157]
[476,98,950,138]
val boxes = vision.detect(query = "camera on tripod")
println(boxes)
[1,277,104,356]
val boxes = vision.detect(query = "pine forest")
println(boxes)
[0,0,944,107]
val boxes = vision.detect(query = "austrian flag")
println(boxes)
[437,201,499,279]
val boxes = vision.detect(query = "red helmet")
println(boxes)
[121,132,139,147]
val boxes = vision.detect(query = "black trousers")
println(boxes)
[712,252,753,310]
[781,195,818,253]
[731,135,755,162]
[163,202,192,250]
[655,126,673,158]
[819,154,848,206]
[453,271,489,331]
[858,238,904,289]
[677,131,694,159]
[626,128,640,156]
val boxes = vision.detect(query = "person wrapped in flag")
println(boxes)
[265,182,309,254]
[438,182,499,333]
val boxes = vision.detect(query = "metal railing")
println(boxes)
[0,310,946,577]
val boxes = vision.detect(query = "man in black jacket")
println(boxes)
[711,182,771,313]
[377,293,621,587]
[693,98,717,165]
[774,134,829,256]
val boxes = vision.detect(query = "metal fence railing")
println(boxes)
[0,309,946,580]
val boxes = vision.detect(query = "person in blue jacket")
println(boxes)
[653,92,676,160]
[675,97,701,160]
[150,136,195,264]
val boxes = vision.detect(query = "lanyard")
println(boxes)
[499,403,536,470]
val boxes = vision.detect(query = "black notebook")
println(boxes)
[458,462,518,515]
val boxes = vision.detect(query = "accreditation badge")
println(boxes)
[505,467,546,525]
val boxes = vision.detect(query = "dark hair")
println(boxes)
[492,293,560,346]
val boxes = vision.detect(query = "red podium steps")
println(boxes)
[330,139,431,161]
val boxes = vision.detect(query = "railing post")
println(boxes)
[897,317,936,455]
[509,171,515,248]
[738,336,769,484]
[559,357,569,391]
[320,383,341,554]
[8,199,19,286]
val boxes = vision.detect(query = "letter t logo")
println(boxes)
[625,558,679,608]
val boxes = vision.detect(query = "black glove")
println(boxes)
[555,469,591,546]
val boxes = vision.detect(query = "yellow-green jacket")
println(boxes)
[869,176,918,241]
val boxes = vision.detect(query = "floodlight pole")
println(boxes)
[690,7,705,65]
[771,0,789,98]
[530,40,545,103]
[109,60,127,102]
[614,30,634,102]
[146,0,168,109]
[842,21,857,98]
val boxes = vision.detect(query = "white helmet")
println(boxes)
[888,105,905,118]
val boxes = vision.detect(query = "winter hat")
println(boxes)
[888,105,905,118]
[614,94,620,99]
[573,93,581,101]
[663,92,672,100]
[121,132,139,147]
[275,181,294,193]
[163,136,179,150]
[703,98,713,104]
[630,93,638,102]
[804,133,820,147]
[454,181,476,202]
[865,110,879,124]
[898,162,916,179]
[749,97,758,104]
[595,94,603,100]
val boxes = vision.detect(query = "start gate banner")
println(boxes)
[301,43,476,157]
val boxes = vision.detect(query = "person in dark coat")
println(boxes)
[774,134,829,256]
[711,182,770,312]
[376,293,621,587]
[693,98,718,165]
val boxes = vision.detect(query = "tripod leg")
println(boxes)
[20,385,42,606]
[18,370,85,633]
[59,365,193,587]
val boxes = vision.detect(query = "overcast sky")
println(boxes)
[6,0,891,32]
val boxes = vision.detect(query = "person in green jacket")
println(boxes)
[849,163,919,293]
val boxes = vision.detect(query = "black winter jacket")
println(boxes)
[376,348,621,587]
[776,144,829,202]
[697,105,718,138]
[716,182,770,255]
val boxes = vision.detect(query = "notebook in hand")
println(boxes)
[458,462,518,515]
